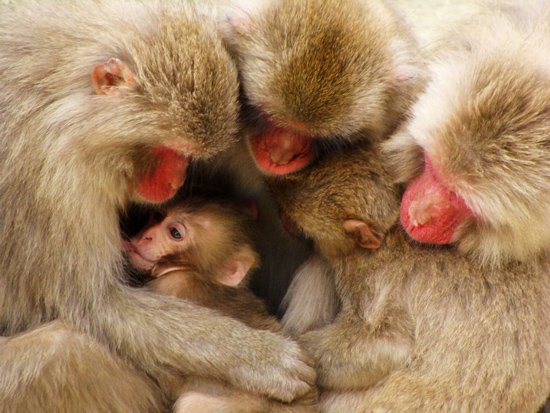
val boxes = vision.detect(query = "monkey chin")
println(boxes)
[249,127,316,175]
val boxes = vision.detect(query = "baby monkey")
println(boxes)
[126,198,318,413]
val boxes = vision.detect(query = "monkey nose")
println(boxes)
[269,138,300,165]
[408,198,438,227]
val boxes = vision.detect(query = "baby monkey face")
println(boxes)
[126,211,187,272]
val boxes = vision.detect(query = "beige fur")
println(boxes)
[281,255,340,336]
[0,0,314,410]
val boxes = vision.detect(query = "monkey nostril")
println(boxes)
[408,199,435,227]
[144,236,153,241]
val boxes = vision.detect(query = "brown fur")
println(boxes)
[0,0,314,411]
[0,322,161,413]
[224,0,423,146]
[273,141,550,412]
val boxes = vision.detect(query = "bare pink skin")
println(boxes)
[137,147,190,203]
[400,154,473,245]
[250,126,316,175]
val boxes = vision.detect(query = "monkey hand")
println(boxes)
[228,332,316,403]
[137,146,190,203]
[299,326,362,391]
[299,321,410,391]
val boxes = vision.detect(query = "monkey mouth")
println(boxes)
[124,241,155,271]
[250,127,316,175]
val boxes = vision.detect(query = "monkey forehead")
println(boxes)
[410,54,549,176]
[129,11,240,158]
[237,0,396,137]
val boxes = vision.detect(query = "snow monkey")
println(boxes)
[384,0,550,266]
[221,0,424,176]
[0,1,315,411]
[125,198,319,413]
[271,138,550,412]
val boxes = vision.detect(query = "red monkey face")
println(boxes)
[400,153,473,245]
[386,51,550,262]
[249,124,317,175]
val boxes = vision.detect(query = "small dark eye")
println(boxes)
[170,227,182,240]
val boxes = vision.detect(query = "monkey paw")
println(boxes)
[299,327,366,391]
[229,333,316,403]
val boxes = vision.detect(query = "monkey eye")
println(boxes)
[153,211,164,223]
[168,223,186,241]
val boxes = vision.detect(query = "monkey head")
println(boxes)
[126,200,259,287]
[269,143,400,261]
[90,13,240,203]
[385,49,550,265]
[223,0,421,175]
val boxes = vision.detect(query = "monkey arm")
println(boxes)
[175,377,320,413]
[298,317,412,391]
[0,322,163,413]
[86,286,315,403]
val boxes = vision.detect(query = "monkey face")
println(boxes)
[225,0,418,175]
[89,14,241,204]
[126,216,188,272]
[390,52,550,263]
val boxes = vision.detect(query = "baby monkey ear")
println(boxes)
[216,245,259,287]
[343,219,381,250]
[91,57,136,95]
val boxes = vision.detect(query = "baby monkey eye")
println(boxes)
[167,221,186,241]
[169,227,182,240]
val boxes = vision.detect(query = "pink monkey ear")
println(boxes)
[389,38,420,84]
[223,0,274,35]
[91,58,136,95]
[216,245,258,287]
[343,219,382,250]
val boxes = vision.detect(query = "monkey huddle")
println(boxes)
[0,1,549,413]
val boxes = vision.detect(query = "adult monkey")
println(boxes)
[0,1,314,412]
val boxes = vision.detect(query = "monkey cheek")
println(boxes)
[249,128,316,175]
[127,251,154,272]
